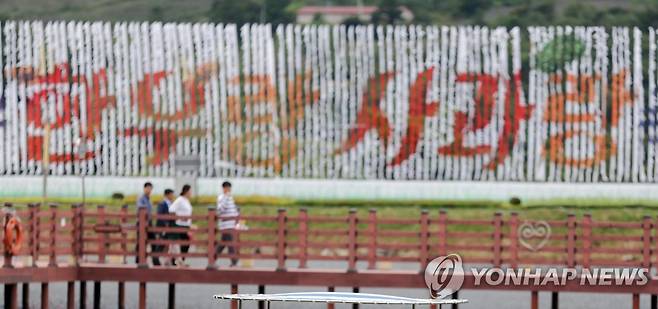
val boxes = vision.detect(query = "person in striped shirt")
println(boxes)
[216,181,239,267]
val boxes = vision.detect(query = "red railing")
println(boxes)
[0,203,656,271]
[1,203,657,309]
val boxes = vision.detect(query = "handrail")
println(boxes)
[0,203,654,271]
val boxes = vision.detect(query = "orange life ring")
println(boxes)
[4,217,23,256]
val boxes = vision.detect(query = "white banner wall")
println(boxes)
[1,22,658,182]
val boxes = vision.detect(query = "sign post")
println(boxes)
[174,155,201,196]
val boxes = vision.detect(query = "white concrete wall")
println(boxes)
[0,176,657,201]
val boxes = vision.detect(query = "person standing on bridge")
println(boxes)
[169,184,194,267]
[135,182,156,265]
[152,188,175,266]
[216,181,239,267]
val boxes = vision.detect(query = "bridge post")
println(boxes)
[298,208,308,269]
[34,204,41,265]
[367,209,377,270]
[97,205,106,263]
[327,286,335,309]
[206,206,217,269]
[567,214,576,267]
[168,283,175,309]
[347,209,357,272]
[120,205,128,264]
[653,216,658,309]
[230,284,238,309]
[40,282,49,309]
[3,204,17,309]
[551,291,558,309]
[94,205,105,309]
[118,282,125,309]
[493,212,502,267]
[582,214,592,269]
[276,208,287,271]
[509,212,519,268]
[70,204,81,266]
[27,203,37,267]
[93,282,101,309]
[22,282,29,309]
[4,283,17,309]
[530,291,538,309]
[642,216,652,268]
[66,281,74,309]
[419,209,429,270]
[451,291,459,309]
[352,287,359,309]
[119,205,127,309]
[48,204,58,267]
[438,210,447,256]
[137,207,148,268]
[79,281,86,309]
[139,282,146,309]
[258,285,265,309]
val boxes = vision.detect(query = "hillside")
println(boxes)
[0,0,655,26]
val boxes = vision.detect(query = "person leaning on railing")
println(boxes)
[169,184,193,267]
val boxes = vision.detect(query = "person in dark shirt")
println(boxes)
[152,189,175,266]
[135,182,153,264]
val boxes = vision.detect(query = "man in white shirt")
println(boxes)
[216,181,239,267]
[169,184,193,266]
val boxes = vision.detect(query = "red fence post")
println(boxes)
[582,214,592,269]
[347,209,357,272]
[531,290,539,309]
[66,281,74,309]
[298,208,308,269]
[493,212,502,267]
[567,214,576,268]
[276,208,287,271]
[230,284,238,309]
[48,204,57,267]
[34,204,42,264]
[77,204,85,264]
[509,212,519,268]
[367,208,377,270]
[28,204,37,267]
[97,205,106,263]
[207,206,217,270]
[438,210,447,257]
[327,287,335,309]
[138,282,146,309]
[70,204,81,266]
[419,209,429,270]
[655,216,658,270]
[120,205,128,264]
[41,282,49,309]
[137,207,148,268]
[2,203,13,268]
[642,216,652,268]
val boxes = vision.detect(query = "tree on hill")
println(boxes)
[208,0,293,25]
[372,0,403,24]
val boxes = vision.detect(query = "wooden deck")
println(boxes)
[1,203,657,308]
